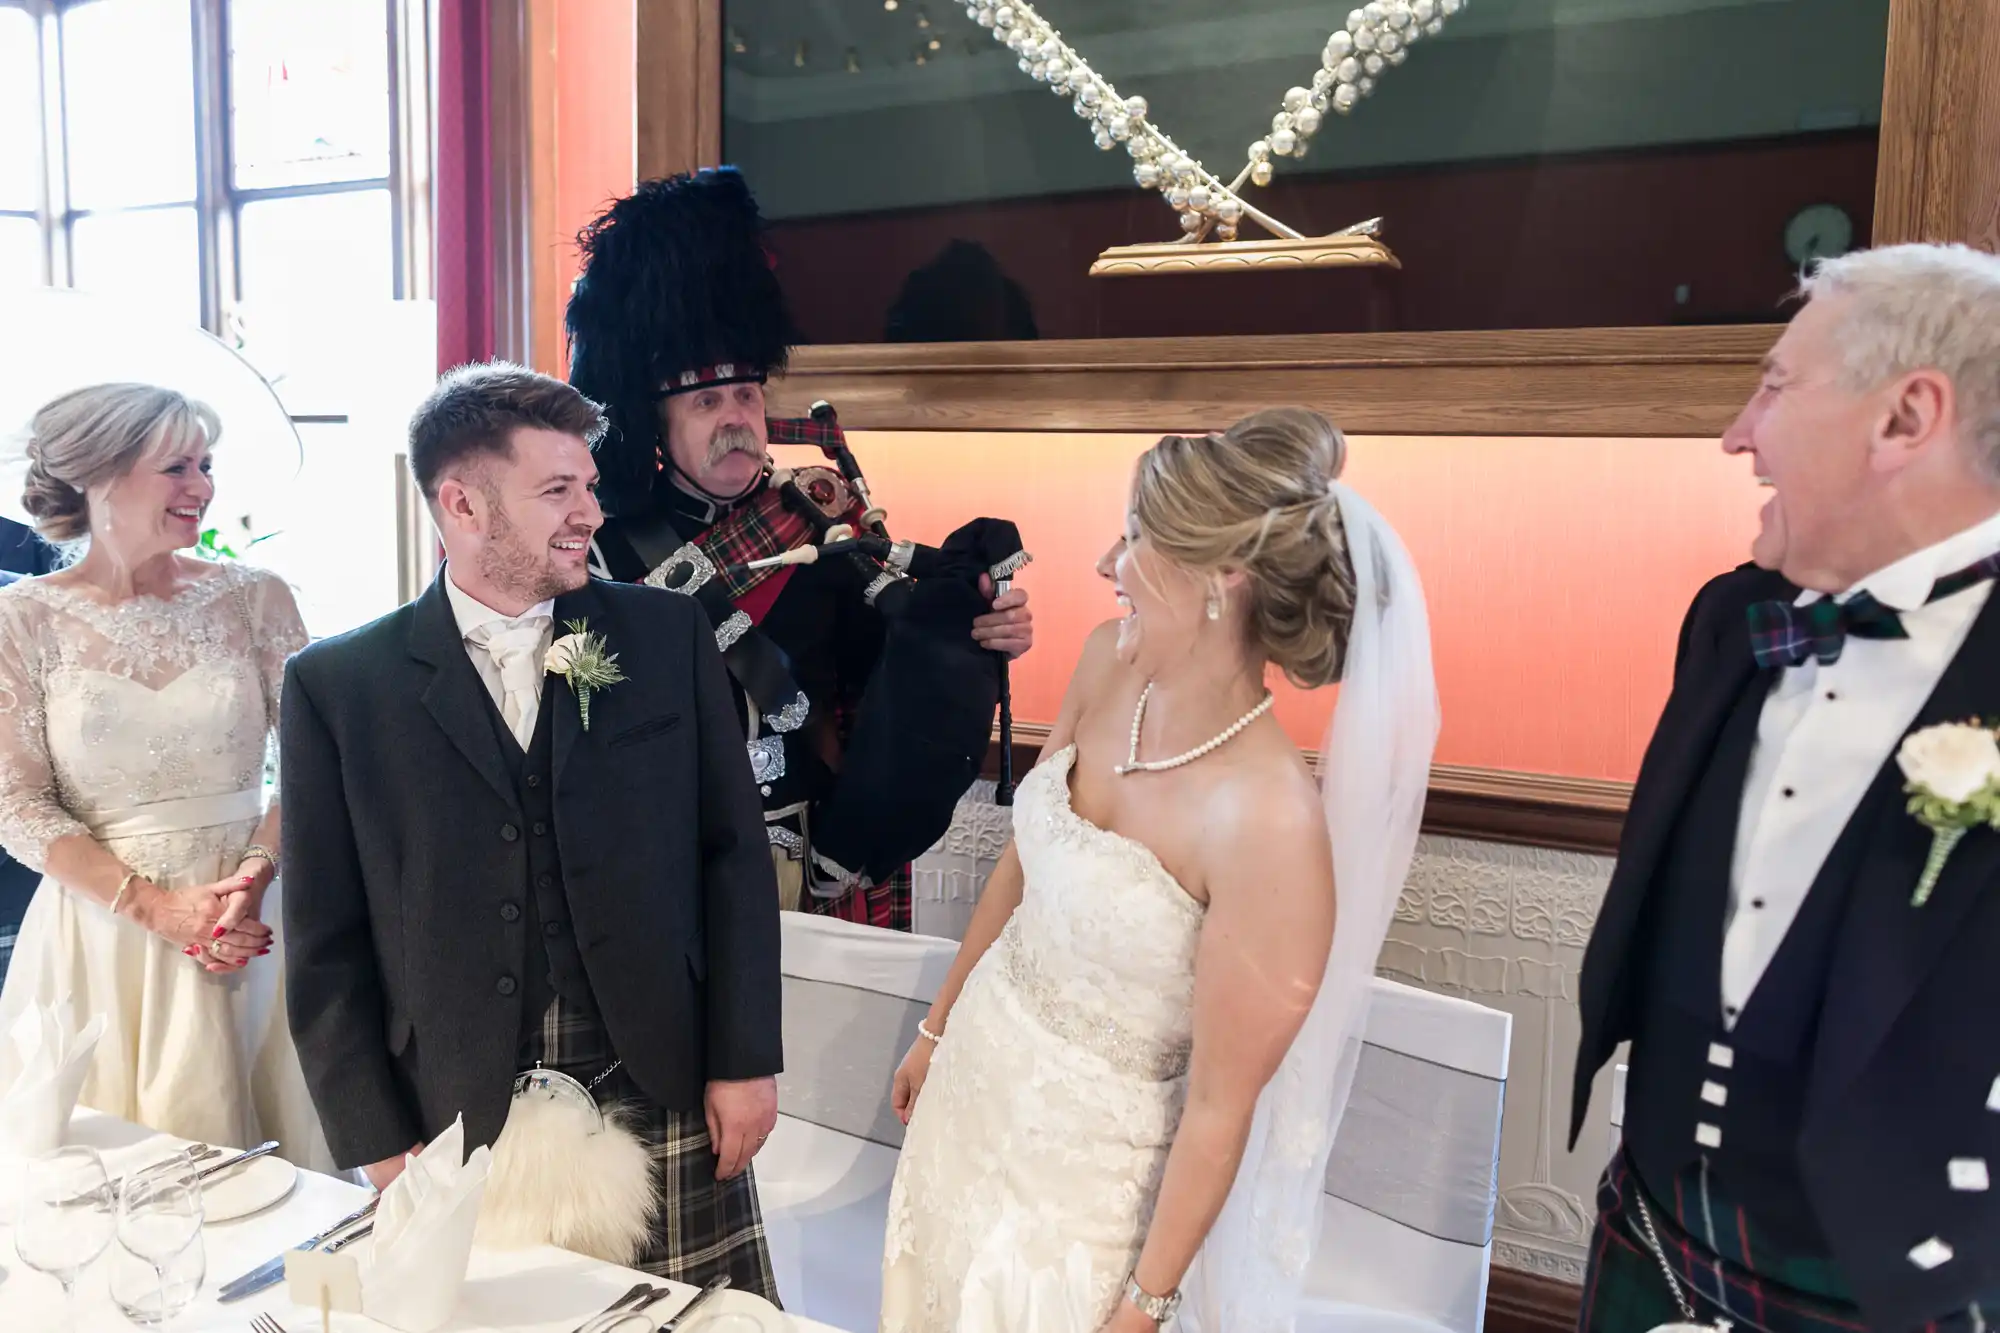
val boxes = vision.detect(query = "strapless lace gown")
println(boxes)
[881,744,1206,1332]
[0,565,331,1170]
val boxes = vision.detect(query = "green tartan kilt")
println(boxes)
[1579,1152,2000,1333]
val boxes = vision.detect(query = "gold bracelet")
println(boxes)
[111,871,139,917]
[917,1019,944,1045]
[239,844,278,874]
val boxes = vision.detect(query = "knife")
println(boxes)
[195,1139,281,1183]
[217,1197,379,1302]
[584,1275,729,1333]
[569,1282,655,1333]
[660,1274,733,1330]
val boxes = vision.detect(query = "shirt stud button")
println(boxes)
[1695,1122,1723,1149]
[1908,1238,1954,1270]
[1948,1158,1989,1192]
[1782,787,1796,799]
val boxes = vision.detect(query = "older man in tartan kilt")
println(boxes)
[568,169,1033,933]
[1572,244,2000,1333]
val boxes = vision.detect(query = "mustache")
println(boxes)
[705,424,766,469]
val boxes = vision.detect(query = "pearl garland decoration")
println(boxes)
[965,0,1465,240]
[1115,682,1277,775]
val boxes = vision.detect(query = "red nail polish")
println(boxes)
[212,926,226,938]
[183,946,196,956]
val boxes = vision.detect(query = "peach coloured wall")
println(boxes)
[545,0,636,373]
[842,432,1765,783]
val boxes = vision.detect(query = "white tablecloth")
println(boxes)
[0,1110,847,1332]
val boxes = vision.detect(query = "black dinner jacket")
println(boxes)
[280,572,781,1168]
[1571,563,2000,1329]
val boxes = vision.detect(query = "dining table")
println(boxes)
[0,1109,851,1332]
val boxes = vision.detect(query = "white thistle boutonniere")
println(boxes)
[544,618,625,732]
[1895,719,2000,906]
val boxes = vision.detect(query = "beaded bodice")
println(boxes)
[0,563,305,874]
[1002,743,1205,1080]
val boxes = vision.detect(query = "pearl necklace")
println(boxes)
[1114,682,1276,776]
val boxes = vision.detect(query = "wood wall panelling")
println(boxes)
[768,326,1778,438]
[637,0,721,183]
[1485,1267,1586,1333]
[1874,0,2000,253]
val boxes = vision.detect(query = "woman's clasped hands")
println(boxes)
[136,874,272,973]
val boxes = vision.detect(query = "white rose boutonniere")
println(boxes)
[1895,720,2000,906]
[543,618,625,732]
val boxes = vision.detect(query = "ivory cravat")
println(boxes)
[465,617,552,748]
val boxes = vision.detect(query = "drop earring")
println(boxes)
[1205,592,1222,621]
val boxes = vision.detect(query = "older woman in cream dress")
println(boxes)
[0,383,328,1169]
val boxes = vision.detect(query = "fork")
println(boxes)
[250,1316,289,1333]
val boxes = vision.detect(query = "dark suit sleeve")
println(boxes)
[280,656,422,1167]
[684,602,784,1082]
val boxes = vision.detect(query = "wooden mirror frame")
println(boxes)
[623,0,1998,858]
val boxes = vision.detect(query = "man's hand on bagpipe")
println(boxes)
[973,573,1033,660]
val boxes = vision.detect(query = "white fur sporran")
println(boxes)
[475,1067,662,1266]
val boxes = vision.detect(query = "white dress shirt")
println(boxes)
[1722,508,2000,1026]
[445,571,555,750]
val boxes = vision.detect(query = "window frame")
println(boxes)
[2,0,425,330]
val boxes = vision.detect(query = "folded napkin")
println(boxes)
[362,1115,494,1333]
[0,999,106,1155]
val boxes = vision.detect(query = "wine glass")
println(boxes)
[109,1176,205,1327]
[14,1146,118,1328]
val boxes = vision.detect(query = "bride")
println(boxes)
[880,408,1438,1332]
[0,383,330,1170]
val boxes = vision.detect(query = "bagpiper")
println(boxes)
[566,167,1034,931]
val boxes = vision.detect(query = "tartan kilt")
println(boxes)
[804,864,913,932]
[1581,1151,1999,1333]
[522,997,779,1304]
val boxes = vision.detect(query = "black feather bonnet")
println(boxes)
[565,167,797,515]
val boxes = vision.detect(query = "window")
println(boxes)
[3,0,410,328]
[1,0,432,642]
[722,0,1891,341]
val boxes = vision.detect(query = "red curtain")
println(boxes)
[434,0,494,373]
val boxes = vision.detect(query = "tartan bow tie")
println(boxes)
[1747,552,2000,669]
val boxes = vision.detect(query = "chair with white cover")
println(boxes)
[761,915,1512,1333]
[761,912,958,1329]
[1297,978,1513,1333]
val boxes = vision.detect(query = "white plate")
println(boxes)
[677,1289,791,1330]
[199,1153,297,1222]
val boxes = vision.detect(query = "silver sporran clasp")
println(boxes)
[510,1065,604,1134]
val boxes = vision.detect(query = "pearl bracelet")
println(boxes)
[917,1019,944,1045]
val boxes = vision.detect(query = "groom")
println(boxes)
[1572,243,2000,1333]
[281,362,783,1296]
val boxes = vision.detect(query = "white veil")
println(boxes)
[1178,482,1440,1331]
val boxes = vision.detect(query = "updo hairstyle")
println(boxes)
[23,383,222,544]
[1131,406,1358,687]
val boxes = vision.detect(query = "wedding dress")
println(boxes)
[0,562,332,1171]
[881,742,1205,1331]
[880,484,1439,1332]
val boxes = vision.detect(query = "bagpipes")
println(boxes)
[748,402,1029,811]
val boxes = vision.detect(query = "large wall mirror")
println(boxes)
[722,0,1889,344]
